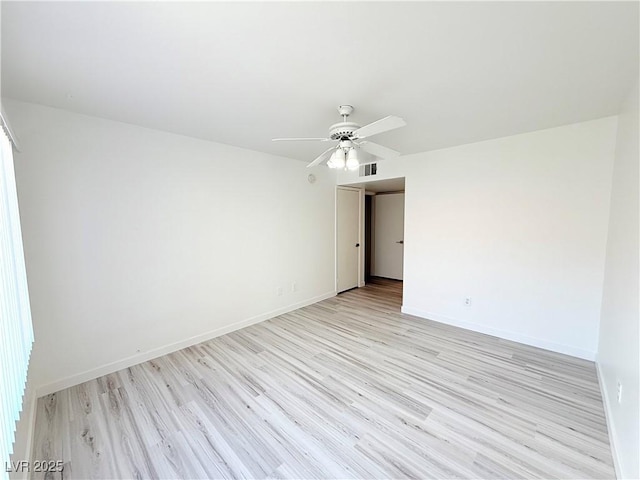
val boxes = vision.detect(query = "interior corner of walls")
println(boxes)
[34,290,338,398]
[400,305,596,361]
[595,361,623,480]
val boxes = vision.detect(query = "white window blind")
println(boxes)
[0,126,33,477]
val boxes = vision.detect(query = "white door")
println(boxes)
[337,188,360,292]
[373,193,404,280]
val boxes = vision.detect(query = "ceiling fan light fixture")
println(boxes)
[346,148,359,171]
[330,148,346,169]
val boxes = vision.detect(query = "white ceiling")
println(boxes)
[2,2,638,162]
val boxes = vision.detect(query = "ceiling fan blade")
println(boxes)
[307,147,336,168]
[272,137,331,142]
[359,141,401,159]
[353,115,406,139]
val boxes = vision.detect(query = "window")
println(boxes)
[0,125,33,477]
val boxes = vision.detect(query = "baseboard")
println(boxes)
[36,291,336,397]
[400,306,596,361]
[595,360,622,479]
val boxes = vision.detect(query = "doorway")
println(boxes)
[371,191,405,280]
[358,177,406,287]
[336,178,405,296]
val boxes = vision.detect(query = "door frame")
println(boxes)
[335,185,366,292]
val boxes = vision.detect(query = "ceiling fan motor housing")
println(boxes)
[329,122,360,140]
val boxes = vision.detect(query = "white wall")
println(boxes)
[340,117,618,359]
[4,99,336,395]
[597,78,639,480]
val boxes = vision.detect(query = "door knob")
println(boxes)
[396,240,404,244]
[356,243,360,247]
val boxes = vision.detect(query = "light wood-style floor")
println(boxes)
[32,279,615,479]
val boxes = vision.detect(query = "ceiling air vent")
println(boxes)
[359,163,377,177]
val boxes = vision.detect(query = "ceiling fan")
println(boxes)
[272,105,406,170]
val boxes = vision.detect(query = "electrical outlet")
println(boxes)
[464,297,472,306]
[291,282,298,292]
[617,381,623,403]
[276,287,283,296]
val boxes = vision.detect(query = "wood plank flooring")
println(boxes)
[31,279,615,479]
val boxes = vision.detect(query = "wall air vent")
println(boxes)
[359,163,377,177]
